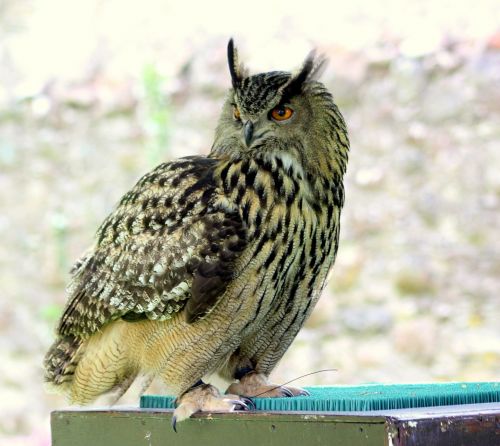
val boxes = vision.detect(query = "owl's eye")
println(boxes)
[233,106,241,121]
[270,105,294,122]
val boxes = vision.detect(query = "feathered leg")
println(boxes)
[226,370,309,398]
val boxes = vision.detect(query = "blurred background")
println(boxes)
[1,0,499,444]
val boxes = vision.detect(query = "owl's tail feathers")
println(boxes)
[44,335,83,391]
[44,322,138,405]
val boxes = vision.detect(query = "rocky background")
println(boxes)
[0,0,499,444]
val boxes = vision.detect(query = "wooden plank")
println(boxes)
[52,409,388,446]
[51,404,500,446]
[386,406,500,446]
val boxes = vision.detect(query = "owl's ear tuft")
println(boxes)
[227,38,245,89]
[284,50,328,97]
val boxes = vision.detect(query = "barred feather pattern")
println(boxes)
[57,156,247,337]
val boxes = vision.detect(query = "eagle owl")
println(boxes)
[44,39,349,425]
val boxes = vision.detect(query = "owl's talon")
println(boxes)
[172,384,250,431]
[229,396,255,410]
[225,398,248,410]
[241,396,256,410]
[281,387,294,397]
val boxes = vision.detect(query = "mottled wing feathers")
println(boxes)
[58,156,248,337]
[187,206,246,322]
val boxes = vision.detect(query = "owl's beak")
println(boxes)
[244,120,254,147]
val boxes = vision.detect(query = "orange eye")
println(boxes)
[270,105,294,121]
[233,106,241,120]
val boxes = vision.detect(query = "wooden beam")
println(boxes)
[51,403,500,446]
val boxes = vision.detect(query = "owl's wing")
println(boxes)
[58,156,247,337]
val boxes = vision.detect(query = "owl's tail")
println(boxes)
[44,322,138,404]
[44,335,83,388]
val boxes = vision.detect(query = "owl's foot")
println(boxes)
[172,383,251,432]
[227,372,310,398]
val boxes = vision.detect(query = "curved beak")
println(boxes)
[244,120,254,147]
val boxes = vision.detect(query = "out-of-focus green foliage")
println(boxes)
[40,304,63,323]
[142,64,171,166]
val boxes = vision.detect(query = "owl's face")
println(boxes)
[215,71,312,153]
[211,40,348,179]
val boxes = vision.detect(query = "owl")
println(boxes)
[44,39,349,428]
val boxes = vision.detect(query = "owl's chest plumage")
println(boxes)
[215,153,343,339]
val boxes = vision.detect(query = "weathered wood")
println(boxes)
[385,403,500,446]
[51,403,500,446]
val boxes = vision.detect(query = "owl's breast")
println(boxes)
[225,165,338,330]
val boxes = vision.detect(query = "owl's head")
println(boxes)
[212,39,349,178]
